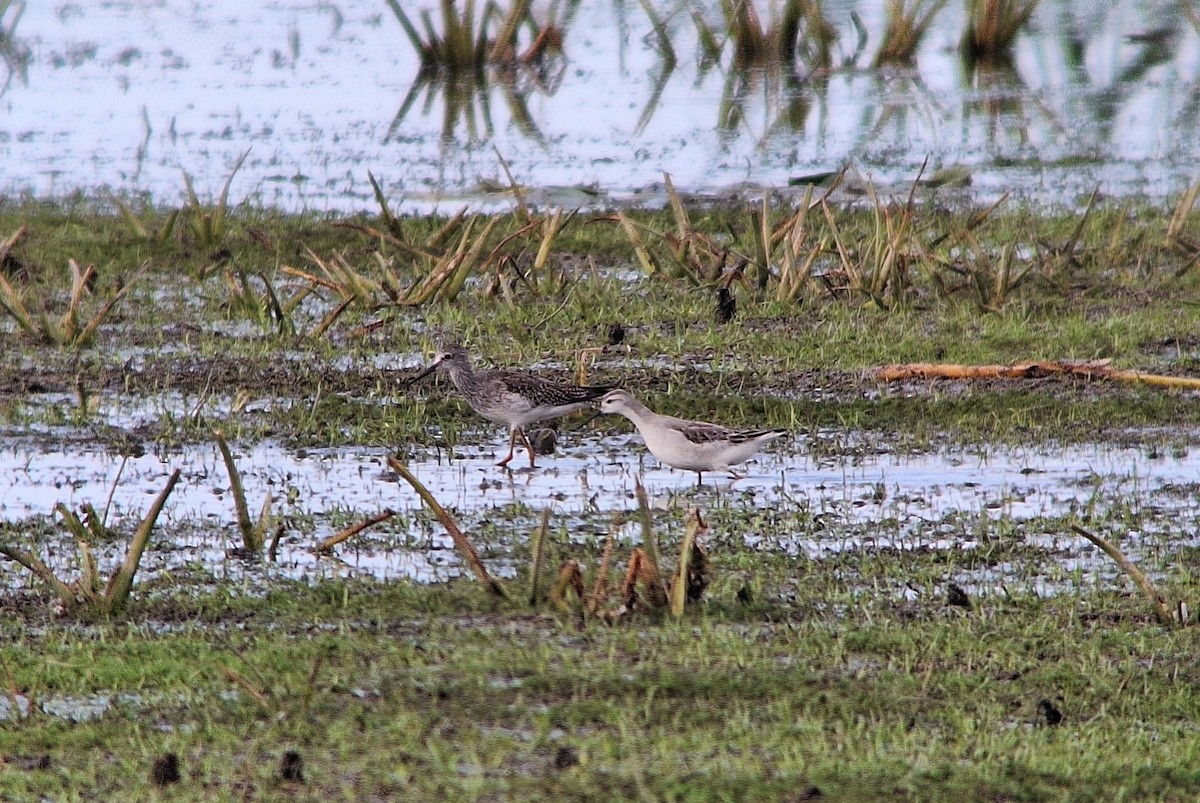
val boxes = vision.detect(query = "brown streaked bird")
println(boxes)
[408,344,616,469]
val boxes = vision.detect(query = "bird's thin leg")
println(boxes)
[696,471,704,487]
[728,470,746,481]
[517,427,537,468]
[497,428,518,468]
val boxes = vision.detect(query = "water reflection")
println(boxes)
[0,0,29,98]
[0,1,1198,210]
[387,58,565,146]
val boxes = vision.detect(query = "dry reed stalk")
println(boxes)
[669,510,709,617]
[586,527,617,615]
[313,509,398,554]
[387,457,506,597]
[549,560,585,611]
[526,509,551,605]
[1070,525,1174,627]
[215,430,262,554]
[628,547,669,611]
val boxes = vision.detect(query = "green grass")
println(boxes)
[1,573,1197,801]
[3,194,1200,449]
[2,193,1200,798]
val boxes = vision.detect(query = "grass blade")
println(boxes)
[388,456,506,597]
[215,429,261,554]
[104,469,181,614]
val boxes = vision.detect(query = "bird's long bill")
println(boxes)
[567,408,603,431]
[406,358,442,387]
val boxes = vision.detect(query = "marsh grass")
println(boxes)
[712,0,837,71]
[0,469,179,615]
[5,194,1200,796]
[4,550,1199,799]
[1166,179,1200,275]
[874,0,950,65]
[302,194,574,320]
[386,0,560,75]
[960,0,1038,64]
[181,148,249,250]
[5,197,1200,448]
[388,0,495,75]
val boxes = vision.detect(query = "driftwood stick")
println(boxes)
[313,509,397,554]
[874,360,1200,390]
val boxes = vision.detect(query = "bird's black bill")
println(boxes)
[566,409,604,432]
[405,361,441,387]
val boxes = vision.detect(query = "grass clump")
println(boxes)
[0,469,179,615]
[960,0,1039,64]
[181,148,250,251]
[874,0,950,65]
[386,0,564,76]
[699,0,837,71]
[0,232,144,347]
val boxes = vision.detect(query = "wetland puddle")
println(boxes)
[2,430,1197,594]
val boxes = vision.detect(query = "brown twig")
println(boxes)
[313,509,397,554]
[219,665,272,709]
[875,360,1200,390]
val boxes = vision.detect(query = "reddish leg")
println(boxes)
[517,428,537,469]
[497,428,518,468]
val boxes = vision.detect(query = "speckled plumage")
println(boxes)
[409,345,614,468]
[599,388,787,484]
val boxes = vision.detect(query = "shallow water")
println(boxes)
[2,0,1198,212]
[1,428,1197,591]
